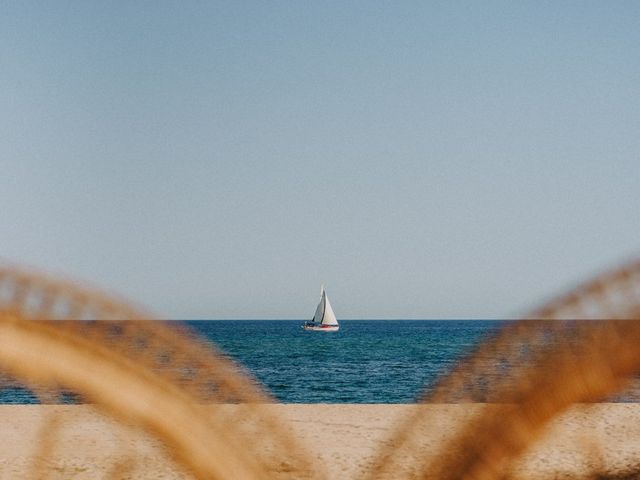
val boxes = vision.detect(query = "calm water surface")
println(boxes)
[187,320,502,403]
[0,320,502,403]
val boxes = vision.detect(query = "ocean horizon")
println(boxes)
[3,319,634,404]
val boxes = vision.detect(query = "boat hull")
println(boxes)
[302,324,339,332]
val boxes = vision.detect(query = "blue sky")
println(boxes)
[1,2,639,319]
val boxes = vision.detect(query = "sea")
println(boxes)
[0,320,503,404]
[4,319,638,404]
[187,320,503,403]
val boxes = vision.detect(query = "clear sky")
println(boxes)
[1,2,638,319]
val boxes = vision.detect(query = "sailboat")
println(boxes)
[303,286,339,332]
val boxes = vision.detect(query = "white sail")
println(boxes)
[320,293,338,325]
[312,289,325,323]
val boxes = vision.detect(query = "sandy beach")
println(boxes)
[1,404,640,479]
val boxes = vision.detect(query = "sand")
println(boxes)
[1,404,640,479]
